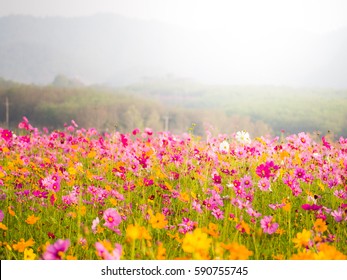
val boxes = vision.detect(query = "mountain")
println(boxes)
[0,14,347,87]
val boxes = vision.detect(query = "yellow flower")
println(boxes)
[283,202,291,212]
[25,215,40,225]
[221,242,253,260]
[203,223,219,237]
[13,238,35,253]
[182,228,211,257]
[149,212,168,229]
[315,244,347,260]
[24,248,36,260]
[66,255,77,260]
[276,228,285,235]
[237,220,251,235]
[156,242,166,260]
[290,250,315,260]
[8,206,15,216]
[126,224,152,242]
[78,205,86,217]
[126,224,142,241]
[292,229,311,248]
[179,192,189,202]
[313,219,327,233]
[0,223,8,230]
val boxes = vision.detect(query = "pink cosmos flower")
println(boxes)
[260,216,278,234]
[241,175,253,188]
[212,208,224,220]
[103,208,122,232]
[0,209,4,222]
[258,178,271,191]
[42,239,70,260]
[95,242,122,260]
[331,209,344,222]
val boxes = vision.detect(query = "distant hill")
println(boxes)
[0,14,347,87]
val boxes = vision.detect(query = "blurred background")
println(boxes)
[0,0,347,137]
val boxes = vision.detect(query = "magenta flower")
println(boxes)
[301,204,322,211]
[103,208,122,232]
[1,129,12,141]
[42,239,70,260]
[260,216,279,234]
[256,163,271,178]
[0,209,4,222]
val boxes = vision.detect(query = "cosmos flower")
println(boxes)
[42,239,70,260]
[103,208,122,231]
[219,140,230,153]
[260,216,279,234]
[235,131,251,145]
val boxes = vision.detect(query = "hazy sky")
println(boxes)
[1,0,347,87]
[1,0,347,33]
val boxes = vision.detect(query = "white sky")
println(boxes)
[1,0,347,33]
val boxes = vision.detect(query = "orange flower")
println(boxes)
[313,219,327,233]
[292,229,311,248]
[156,242,166,260]
[149,212,168,229]
[25,214,40,225]
[315,244,347,260]
[222,242,253,260]
[0,223,8,230]
[290,250,315,260]
[8,206,15,216]
[13,238,35,253]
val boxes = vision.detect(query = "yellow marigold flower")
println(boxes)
[25,214,40,225]
[156,242,166,260]
[78,205,86,217]
[290,250,315,260]
[167,232,182,243]
[126,224,152,242]
[66,255,77,260]
[96,225,105,234]
[109,198,118,206]
[126,224,141,241]
[314,219,327,233]
[13,238,35,253]
[8,206,15,216]
[315,244,347,260]
[179,192,189,202]
[292,229,311,248]
[222,242,253,260]
[283,203,291,212]
[149,212,168,229]
[182,228,211,256]
[24,248,36,260]
[237,220,251,235]
[203,223,219,237]
[276,228,285,235]
[0,223,8,230]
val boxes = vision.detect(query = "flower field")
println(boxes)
[0,117,346,260]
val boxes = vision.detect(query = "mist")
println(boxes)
[0,13,346,88]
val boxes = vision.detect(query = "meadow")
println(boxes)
[0,117,346,260]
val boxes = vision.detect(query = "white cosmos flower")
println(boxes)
[219,140,230,153]
[235,131,251,145]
